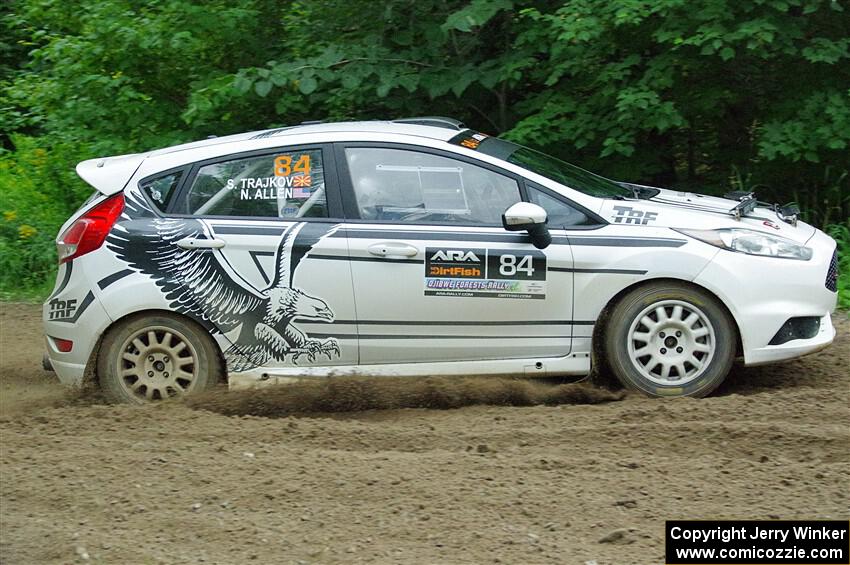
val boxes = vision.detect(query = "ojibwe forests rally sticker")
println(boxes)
[424,247,546,300]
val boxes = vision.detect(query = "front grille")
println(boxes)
[826,249,838,292]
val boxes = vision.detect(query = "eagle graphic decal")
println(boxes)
[107,192,341,372]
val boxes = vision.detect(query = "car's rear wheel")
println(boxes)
[604,282,736,397]
[97,314,223,404]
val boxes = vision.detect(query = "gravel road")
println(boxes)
[1,304,847,564]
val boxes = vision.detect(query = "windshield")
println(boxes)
[453,133,630,199]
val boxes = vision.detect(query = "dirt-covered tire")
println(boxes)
[604,282,736,398]
[97,313,223,404]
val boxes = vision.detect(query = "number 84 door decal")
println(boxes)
[424,247,547,300]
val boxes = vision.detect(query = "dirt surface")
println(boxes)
[1,303,848,564]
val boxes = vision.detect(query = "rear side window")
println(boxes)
[141,171,182,211]
[177,149,328,218]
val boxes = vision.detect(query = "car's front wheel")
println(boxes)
[604,282,736,397]
[97,313,223,404]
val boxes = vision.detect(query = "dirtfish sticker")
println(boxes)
[425,247,546,300]
[427,248,485,279]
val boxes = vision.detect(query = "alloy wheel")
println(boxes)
[115,325,199,401]
[626,299,716,386]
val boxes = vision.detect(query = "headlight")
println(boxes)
[674,228,813,260]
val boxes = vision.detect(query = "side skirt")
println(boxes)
[227,354,592,389]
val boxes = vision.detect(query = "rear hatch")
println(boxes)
[57,153,145,237]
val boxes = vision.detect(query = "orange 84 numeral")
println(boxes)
[274,154,311,177]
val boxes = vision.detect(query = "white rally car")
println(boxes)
[43,118,838,402]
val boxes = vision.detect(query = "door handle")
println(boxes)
[176,237,226,250]
[367,242,419,259]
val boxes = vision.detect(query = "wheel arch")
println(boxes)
[590,277,743,381]
[85,308,227,387]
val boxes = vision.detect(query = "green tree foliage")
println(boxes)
[0,136,90,294]
[827,220,850,309]
[1,0,849,300]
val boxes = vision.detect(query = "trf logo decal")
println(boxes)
[612,205,659,225]
[49,298,78,320]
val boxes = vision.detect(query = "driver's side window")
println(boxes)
[344,147,520,225]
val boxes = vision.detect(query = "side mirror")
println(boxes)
[502,202,551,249]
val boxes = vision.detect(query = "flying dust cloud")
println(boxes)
[185,376,626,417]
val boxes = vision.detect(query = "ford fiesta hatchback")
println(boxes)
[43,117,838,402]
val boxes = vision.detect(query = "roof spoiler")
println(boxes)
[393,116,466,130]
[76,153,145,195]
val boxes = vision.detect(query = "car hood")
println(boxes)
[599,187,817,244]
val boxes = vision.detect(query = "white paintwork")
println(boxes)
[228,354,590,389]
[344,223,574,364]
[45,120,838,390]
[76,153,145,196]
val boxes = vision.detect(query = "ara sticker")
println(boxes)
[424,247,546,300]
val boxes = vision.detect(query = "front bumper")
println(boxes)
[694,228,838,366]
[745,313,835,365]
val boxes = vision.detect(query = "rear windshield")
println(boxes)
[449,132,629,199]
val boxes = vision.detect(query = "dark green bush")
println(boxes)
[0,136,92,296]
[827,221,850,310]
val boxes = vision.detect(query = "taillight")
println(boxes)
[57,193,124,263]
